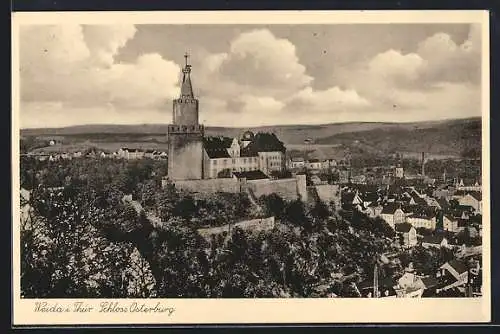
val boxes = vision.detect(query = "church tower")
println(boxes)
[167,53,204,181]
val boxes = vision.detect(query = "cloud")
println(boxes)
[82,25,137,66]
[335,23,482,118]
[416,24,481,84]
[287,86,370,113]
[19,24,482,128]
[193,28,371,123]
[368,49,426,83]
[20,24,180,122]
[196,29,313,100]
[219,29,313,92]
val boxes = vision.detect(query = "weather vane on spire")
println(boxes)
[184,52,190,67]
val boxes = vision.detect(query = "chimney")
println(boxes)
[421,152,425,176]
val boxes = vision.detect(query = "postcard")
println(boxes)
[11,10,490,325]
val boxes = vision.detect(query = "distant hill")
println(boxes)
[20,117,481,157]
[314,117,481,157]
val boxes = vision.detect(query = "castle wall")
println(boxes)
[172,178,240,193]
[314,184,341,210]
[168,174,308,203]
[197,216,275,241]
[246,178,302,201]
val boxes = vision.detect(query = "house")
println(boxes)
[289,157,305,169]
[129,149,145,160]
[117,147,129,159]
[458,191,482,214]
[321,159,337,169]
[394,266,425,298]
[456,178,481,192]
[437,259,469,292]
[443,215,459,233]
[204,136,260,179]
[341,191,362,206]
[204,132,285,178]
[420,276,439,297]
[407,213,437,230]
[421,235,448,249]
[425,197,442,209]
[395,223,417,248]
[144,149,155,159]
[351,174,367,184]
[357,276,397,298]
[380,203,406,229]
[366,202,383,218]
[361,192,379,207]
[156,151,168,159]
[306,159,322,170]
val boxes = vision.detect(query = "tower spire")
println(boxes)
[180,51,194,98]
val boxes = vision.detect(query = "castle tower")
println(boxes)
[167,53,205,181]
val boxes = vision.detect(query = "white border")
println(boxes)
[11,10,491,325]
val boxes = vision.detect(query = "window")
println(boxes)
[243,158,247,164]
[232,159,236,164]
[213,160,217,165]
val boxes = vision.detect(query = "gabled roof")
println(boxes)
[467,191,482,201]
[232,170,269,181]
[395,223,413,233]
[245,132,286,153]
[421,276,439,289]
[408,212,435,220]
[437,198,449,208]
[204,136,233,149]
[363,192,379,202]
[240,146,259,157]
[381,203,401,215]
[457,204,474,212]
[421,235,446,244]
[368,201,381,208]
[444,214,457,222]
[444,259,468,275]
[204,137,233,159]
[342,192,356,203]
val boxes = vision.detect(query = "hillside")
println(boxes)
[20,117,481,157]
[314,117,481,157]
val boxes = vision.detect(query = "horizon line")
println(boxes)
[19,115,481,131]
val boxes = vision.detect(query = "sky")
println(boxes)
[18,23,482,128]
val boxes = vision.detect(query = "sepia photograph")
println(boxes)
[12,10,490,325]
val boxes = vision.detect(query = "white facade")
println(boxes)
[258,151,285,175]
[381,208,406,229]
[443,215,459,233]
[459,194,482,214]
[407,216,437,230]
[207,156,259,179]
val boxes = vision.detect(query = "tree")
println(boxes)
[259,193,286,219]
[285,199,309,229]
[21,185,143,298]
[217,168,232,178]
[309,201,330,221]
